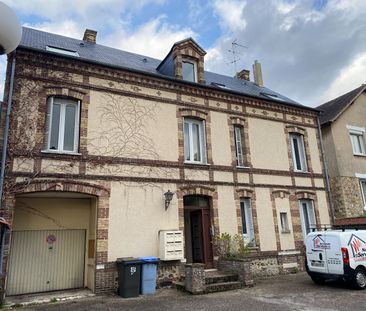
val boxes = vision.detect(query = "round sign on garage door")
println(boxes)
[46,234,56,249]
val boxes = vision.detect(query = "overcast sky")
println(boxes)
[1,0,366,107]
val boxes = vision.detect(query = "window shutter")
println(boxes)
[43,97,53,150]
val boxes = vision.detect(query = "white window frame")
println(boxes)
[289,133,307,172]
[347,126,366,156]
[298,199,316,239]
[183,118,207,164]
[359,179,366,210]
[279,212,290,233]
[240,198,256,247]
[46,97,80,153]
[182,58,197,82]
[234,125,245,167]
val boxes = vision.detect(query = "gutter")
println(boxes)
[17,46,320,114]
[0,50,16,204]
[317,116,335,226]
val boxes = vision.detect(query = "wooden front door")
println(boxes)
[184,196,214,269]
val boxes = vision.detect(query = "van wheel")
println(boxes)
[311,276,325,285]
[352,268,366,290]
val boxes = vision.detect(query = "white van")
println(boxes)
[305,230,366,289]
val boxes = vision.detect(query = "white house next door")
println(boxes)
[7,229,86,296]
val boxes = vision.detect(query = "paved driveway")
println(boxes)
[17,273,366,311]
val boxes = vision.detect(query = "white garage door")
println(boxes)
[7,229,86,296]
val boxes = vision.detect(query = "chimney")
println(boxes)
[235,69,250,81]
[253,60,263,87]
[83,29,97,43]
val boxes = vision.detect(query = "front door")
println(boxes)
[184,196,213,268]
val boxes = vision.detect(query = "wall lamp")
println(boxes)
[164,190,174,210]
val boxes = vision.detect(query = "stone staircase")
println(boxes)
[175,269,242,294]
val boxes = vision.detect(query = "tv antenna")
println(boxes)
[227,39,248,74]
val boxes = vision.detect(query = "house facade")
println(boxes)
[318,85,366,221]
[0,27,330,298]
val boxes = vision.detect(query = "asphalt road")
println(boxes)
[16,273,366,311]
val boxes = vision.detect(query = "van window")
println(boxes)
[299,199,316,239]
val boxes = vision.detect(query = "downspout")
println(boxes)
[0,50,16,204]
[317,116,335,227]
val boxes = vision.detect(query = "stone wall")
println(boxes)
[330,177,364,218]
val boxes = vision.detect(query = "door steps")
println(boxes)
[174,270,242,294]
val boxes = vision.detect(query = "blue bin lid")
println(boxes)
[138,256,159,263]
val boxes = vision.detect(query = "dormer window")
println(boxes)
[182,59,197,82]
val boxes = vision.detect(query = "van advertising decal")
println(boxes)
[313,235,330,250]
[348,234,366,261]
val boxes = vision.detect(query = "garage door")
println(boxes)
[7,229,86,296]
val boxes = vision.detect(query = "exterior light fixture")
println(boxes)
[0,1,22,55]
[164,190,174,210]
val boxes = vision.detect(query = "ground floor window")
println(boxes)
[240,198,255,247]
[299,199,316,239]
[359,179,366,210]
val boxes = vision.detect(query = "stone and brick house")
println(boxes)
[318,84,366,227]
[0,27,331,298]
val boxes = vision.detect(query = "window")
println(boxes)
[182,59,197,82]
[299,199,316,239]
[290,133,307,172]
[234,126,245,167]
[347,126,366,155]
[280,212,290,233]
[360,180,366,209]
[184,118,206,163]
[240,198,255,247]
[46,97,80,153]
[46,46,79,57]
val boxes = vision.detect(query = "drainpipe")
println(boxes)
[0,50,16,205]
[317,116,335,227]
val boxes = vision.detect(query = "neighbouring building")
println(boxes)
[318,84,366,226]
[0,27,331,298]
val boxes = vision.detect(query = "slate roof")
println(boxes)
[317,84,366,125]
[19,27,315,111]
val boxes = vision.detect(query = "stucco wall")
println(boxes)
[217,186,238,236]
[255,188,277,251]
[107,182,179,261]
[87,91,179,161]
[248,118,290,171]
[275,197,295,250]
[210,112,232,166]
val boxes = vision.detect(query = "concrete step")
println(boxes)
[205,272,239,285]
[205,281,242,293]
[173,281,186,292]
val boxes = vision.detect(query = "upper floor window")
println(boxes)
[184,118,206,164]
[182,59,197,82]
[240,198,255,247]
[234,125,245,167]
[299,199,316,238]
[347,125,365,155]
[290,133,307,172]
[46,97,80,153]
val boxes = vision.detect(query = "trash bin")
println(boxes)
[116,257,142,298]
[139,256,159,295]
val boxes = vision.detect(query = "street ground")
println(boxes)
[6,272,366,311]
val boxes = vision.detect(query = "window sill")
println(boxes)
[41,150,82,156]
[293,170,309,174]
[184,161,209,166]
[354,153,366,157]
[236,166,250,169]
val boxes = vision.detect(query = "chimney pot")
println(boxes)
[235,69,250,81]
[83,29,97,43]
[253,60,264,87]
